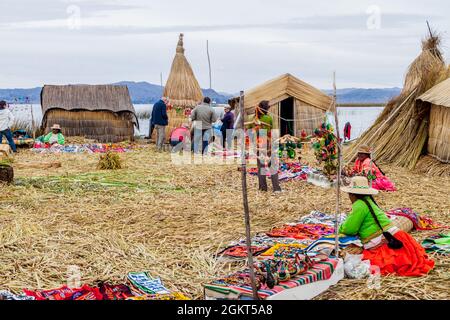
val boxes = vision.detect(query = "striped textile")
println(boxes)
[205,258,338,300]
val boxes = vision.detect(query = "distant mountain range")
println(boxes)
[0,82,401,105]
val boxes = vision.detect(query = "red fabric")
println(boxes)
[24,285,103,300]
[267,224,334,240]
[170,127,190,142]
[363,230,435,276]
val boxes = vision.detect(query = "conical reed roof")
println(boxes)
[163,34,203,108]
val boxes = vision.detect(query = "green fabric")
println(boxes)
[339,196,393,242]
[42,132,65,145]
[434,235,450,245]
[247,114,273,130]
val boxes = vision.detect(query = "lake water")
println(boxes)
[10,104,383,140]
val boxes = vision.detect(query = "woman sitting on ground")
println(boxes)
[339,176,434,276]
[348,145,396,191]
[42,124,65,146]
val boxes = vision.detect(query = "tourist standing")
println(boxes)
[220,105,235,149]
[190,97,217,153]
[151,98,170,151]
[0,101,17,153]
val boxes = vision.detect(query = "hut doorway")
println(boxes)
[280,97,295,136]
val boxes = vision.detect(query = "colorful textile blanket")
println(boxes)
[237,234,314,248]
[97,283,134,300]
[126,292,190,300]
[422,232,450,255]
[248,162,313,182]
[32,143,135,154]
[206,258,338,300]
[305,235,362,255]
[23,285,103,300]
[386,208,447,231]
[299,211,347,227]
[127,272,170,295]
[0,290,35,300]
[220,245,270,258]
[267,223,335,240]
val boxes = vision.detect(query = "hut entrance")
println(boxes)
[280,97,295,136]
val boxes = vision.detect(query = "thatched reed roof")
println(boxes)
[418,77,450,107]
[163,33,203,108]
[345,32,450,169]
[41,84,138,127]
[233,73,333,112]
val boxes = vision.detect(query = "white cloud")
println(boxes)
[0,0,449,92]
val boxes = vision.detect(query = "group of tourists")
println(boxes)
[150,96,235,153]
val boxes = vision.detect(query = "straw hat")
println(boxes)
[341,176,379,195]
[357,145,373,155]
[51,124,61,131]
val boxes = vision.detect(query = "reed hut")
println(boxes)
[161,33,203,140]
[345,32,450,172]
[415,77,450,175]
[41,85,138,143]
[231,73,333,136]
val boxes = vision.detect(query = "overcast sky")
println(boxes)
[0,0,449,92]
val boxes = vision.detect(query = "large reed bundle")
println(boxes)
[163,34,203,108]
[345,33,450,169]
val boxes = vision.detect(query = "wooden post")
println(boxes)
[29,97,36,140]
[332,72,342,258]
[207,40,212,89]
[239,90,259,300]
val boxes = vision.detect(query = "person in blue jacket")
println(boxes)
[151,98,170,151]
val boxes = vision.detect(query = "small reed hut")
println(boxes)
[41,85,138,143]
[416,77,450,175]
[345,31,450,174]
[230,73,333,136]
[162,33,203,140]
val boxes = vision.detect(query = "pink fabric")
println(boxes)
[170,127,190,142]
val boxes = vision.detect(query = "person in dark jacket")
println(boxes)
[151,98,170,151]
[220,105,234,149]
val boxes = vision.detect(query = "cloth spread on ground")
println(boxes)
[386,208,447,231]
[205,258,338,299]
[220,245,270,258]
[422,232,450,255]
[0,290,35,300]
[32,142,137,154]
[23,285,103,300]
[267,223,335,240]
[248,161,314,182]
[127,272,171,295]
[299,211,347,227]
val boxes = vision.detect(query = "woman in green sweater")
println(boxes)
[247,101,281,193]
[42,124,65,145]
[339,176,434,276]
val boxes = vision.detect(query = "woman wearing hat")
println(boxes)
[350,145,396,191]
[339,176,434,276]
[42,124,65,145]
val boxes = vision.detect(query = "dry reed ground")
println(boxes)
[0,146,449,299]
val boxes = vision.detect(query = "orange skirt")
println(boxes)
[363,230,434,277]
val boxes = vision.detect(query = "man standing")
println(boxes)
[190,97,217,153]
[151,97,170,151]
[0,101,17,153]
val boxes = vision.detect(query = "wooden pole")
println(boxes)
[207,40,212,89]
[160,72,163,88]
[332,72,341,258]
[239,90,259,300]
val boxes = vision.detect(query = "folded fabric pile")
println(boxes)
[305,235,363,256]
[422,232,450,255]
[386,208,447,231]
[127,272,171,296]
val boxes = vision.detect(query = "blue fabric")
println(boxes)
[151,100,168,126]
[0,129,17,152]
